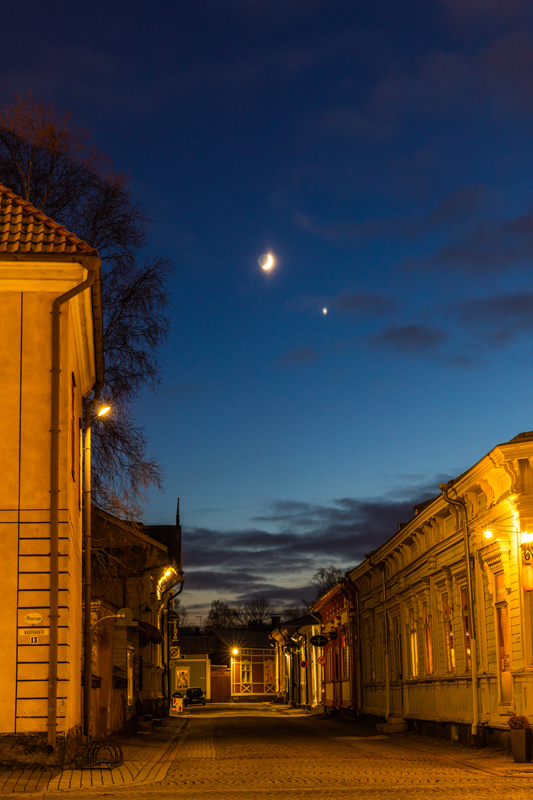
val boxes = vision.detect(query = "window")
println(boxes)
[391,616,402,681]
[264,659,275,684]
[423,603,433,674]
[461,588,471,672]
[442,593,455,671]
[339,630,347,679]
[496,573,512,704]
[241,661,251,684]
[175,667,189,690]
[409,608,418,678]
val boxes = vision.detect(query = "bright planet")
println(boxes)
[258,253,274,270]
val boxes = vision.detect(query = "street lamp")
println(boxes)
[83,402,111,741]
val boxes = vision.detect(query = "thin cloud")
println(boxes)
[370,324,447,355]
[460,292,533,346]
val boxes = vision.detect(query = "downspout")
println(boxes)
[440,482,479,739]
[369,560,390,721]
[51,255,103,751]
[296,628,309,706]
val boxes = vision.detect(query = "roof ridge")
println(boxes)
[0,182,97,256]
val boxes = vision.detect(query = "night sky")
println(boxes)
[4,1,533,618]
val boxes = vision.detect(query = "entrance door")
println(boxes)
[211,667,231,702]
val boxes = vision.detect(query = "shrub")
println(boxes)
[508,715,531,729]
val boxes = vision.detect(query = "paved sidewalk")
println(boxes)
[0,717,188,796]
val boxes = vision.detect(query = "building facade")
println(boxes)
[270,615,324,709]
[206,627,276,701]
[91,508,182,735]
[0,184,103,764]
[321,431,533,744]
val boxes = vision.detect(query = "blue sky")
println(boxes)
[4,0,533,617]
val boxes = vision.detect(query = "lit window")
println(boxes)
[461,588,471,672]
[442,593,455,672]
[241,661,251,684]
[423,603,433,674]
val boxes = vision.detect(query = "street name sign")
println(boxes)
[19,628,49,644]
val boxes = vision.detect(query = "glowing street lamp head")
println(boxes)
[97,405,111,417]
[483,529,493,540]
[258,253,274,271]
[232,648,239,655]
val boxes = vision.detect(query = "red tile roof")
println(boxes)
[0,183,97,256]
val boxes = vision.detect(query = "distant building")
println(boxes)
[270,614,323,708]
[172,635,214,700]
[90,507,182,736]
[206,627,276,701]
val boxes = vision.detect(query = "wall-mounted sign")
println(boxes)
[329,631,338,640]
[170,619,179,645]
[300,660,307,669]
[310,634,329,647]
[24,612,43,625]
[317,656,326,666]
[19,628,49,644]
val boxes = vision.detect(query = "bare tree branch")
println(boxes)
[0,93,175,519]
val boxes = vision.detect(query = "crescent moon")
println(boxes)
[259,253,274,270]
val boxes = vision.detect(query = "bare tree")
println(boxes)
[281,604,309,622]
[311,564,345,600]
[205,600,239,627]
[0,93,173,517]
[235,595,276,627]
[173,598,189,628]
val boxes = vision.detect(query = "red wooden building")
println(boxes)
[206,627,276,701]
[313,579,359,714]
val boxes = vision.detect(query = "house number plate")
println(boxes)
[19,628,49,644]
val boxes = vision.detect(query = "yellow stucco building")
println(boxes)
[0,184,103,764]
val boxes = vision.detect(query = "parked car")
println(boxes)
[184,687,206,707]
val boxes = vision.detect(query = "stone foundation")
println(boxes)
[0,725,83,769]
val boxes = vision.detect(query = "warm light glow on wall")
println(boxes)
[523,564,533,592]
[521,532,533,544]
[156,566,176,598]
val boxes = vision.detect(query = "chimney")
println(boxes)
[271,615,281,628]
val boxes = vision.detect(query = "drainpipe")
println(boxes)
[51,256,103,751]
[82,390,102,742]
[369,560,390,721]
[440,482,479,739]
[296,627,309,706]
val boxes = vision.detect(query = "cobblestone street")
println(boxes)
[8,704,532,800]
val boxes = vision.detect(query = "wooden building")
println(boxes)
[172,635,214,700]
[270,614,323,709]
[206,627,276,701]
[0,184,103,765]
[332,431,533,745]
